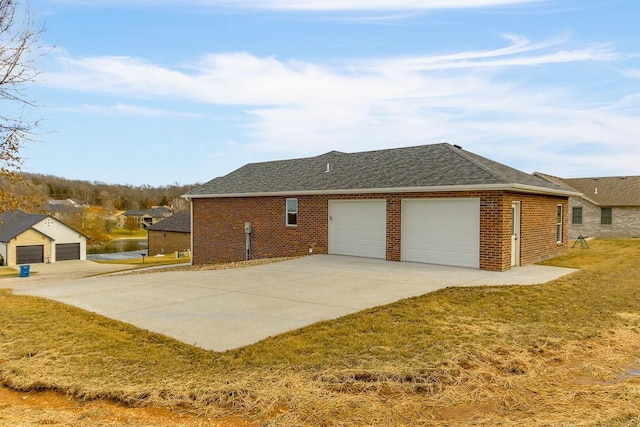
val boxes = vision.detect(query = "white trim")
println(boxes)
[189,199,194,266]
[183,183,580,200]
[511,201,521,267]
[556,204,564,243]
[286,198,298,226]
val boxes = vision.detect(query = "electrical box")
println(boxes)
[244,222,252,234]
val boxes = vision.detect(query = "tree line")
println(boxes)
[20,173,196,212]
[0,173,198,245]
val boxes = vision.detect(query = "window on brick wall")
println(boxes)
[286,198,298,226]
[556,204,563,243]
[572,207,583,225]
[601,207,612,225]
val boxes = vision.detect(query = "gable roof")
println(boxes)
[0,210,50,242]
[121,207,173,218]
[537,174,640,207]
[147,210,191,233]
[42,204,83,214]
[186,143,576,198]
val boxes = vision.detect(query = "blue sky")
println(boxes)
[20,0,640,186]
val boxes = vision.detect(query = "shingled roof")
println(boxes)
[121,206,173,218]
[538,175,640,207]
[186,143,574,198]
[0,210,50,242]
[147,210,191,233]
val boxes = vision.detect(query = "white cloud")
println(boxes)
[51,0,544,11]
[43,35,616,105]
[214,0,544,11]
[40,34,640,176]
[55,103,200,118]
[624,69,640,80]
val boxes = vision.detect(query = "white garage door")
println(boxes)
[402,198,480,268]
[329,200,386,259]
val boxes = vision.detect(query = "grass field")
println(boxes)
[1,239,640,426]
[109,228,148,238]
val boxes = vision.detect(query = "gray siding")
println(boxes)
[569,197,640,239]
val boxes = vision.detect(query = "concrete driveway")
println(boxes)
[8,255,577,352]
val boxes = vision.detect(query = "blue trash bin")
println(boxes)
[20,265,30,277]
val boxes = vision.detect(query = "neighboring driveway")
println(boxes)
[8,255,577,352]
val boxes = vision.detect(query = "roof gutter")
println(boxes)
[183,183,581,200]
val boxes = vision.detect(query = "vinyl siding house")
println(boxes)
[536,174,640,239]
[185,143,578,272]
[0,210,87,266]
[117,206,173,229]
[39,199,88,221]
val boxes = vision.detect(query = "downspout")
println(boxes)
[182,195,194,266]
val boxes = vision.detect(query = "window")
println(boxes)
[601,207,612,225]
[572,207,583,225]
[286,198,298,226]
[556,204,563,243]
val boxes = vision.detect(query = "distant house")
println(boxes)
[147,210,191,256]
[536,174,640,239]
[185,143,578,272]
[0,210,87,266]
[39,199,89,221]
[116,206,173,229]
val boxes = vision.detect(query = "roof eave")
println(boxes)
[183,183,580,199]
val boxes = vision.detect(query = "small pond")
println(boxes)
[87,238,147,260]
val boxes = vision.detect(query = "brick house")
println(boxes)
[185,143,578,271]
[147,210,191,256]
[536,174,640,239]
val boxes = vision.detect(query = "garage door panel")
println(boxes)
[56,243,80,261]
[16,245,44,264]
[329,200,386,259]
[402,199,480,268]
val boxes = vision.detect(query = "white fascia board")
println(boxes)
[507,184,582,197]
[184,183,581,199]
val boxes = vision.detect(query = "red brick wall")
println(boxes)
[192,191,568,271]
[192,196,329,263]
[507,193,569,267]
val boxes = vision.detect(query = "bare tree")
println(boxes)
[124,215,139,234]
[0,0,42,212]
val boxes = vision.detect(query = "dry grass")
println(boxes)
[2,239,640,426]
[95,252,191,267]
[0,267,17,277]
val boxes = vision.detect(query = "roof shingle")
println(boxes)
[0,210,48,242]
[147,210,191,233]
[556,176,640,207]
[187,143,570,197]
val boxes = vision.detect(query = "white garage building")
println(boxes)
[0,210,87,266]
